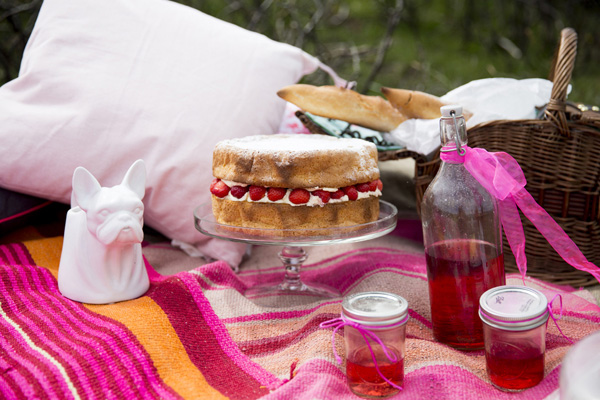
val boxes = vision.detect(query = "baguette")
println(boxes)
[381,87,445,119]
[381,87,473,120]
[277,84,407,132]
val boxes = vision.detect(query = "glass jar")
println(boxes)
[479,285,549,391]
[421,104,505,350]
[342,291,409,398]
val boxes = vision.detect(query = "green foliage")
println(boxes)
[1,0,598,104]
[0,0,42,83]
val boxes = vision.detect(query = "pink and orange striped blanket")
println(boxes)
[1,233,599,399]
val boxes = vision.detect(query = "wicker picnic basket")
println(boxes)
[415,28,600,287]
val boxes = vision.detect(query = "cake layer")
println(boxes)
[212,134,379,188]
[212,196,380,233]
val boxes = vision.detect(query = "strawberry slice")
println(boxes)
[210,178,220,192]
[267,187,287,202]
[368,180,379,192]
[343,186,358,201]
[289,188,310,204]
[356,182,371,193]
[230,185,249,199]
[210,179,230,198]
[249,185,266,201]
[330,189,345,200]
[377,179,383,191]
[312,190,330,204]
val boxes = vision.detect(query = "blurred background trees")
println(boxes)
[1,0,599,104]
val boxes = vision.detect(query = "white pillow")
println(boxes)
[0,0,341,267]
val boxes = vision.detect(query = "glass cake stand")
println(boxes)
[194,200,398,302]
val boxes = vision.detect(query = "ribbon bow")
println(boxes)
[319,315,407,391]
[441,146,600,285]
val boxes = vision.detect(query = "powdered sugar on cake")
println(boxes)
[221,133,371,153]
[213,134,379,187]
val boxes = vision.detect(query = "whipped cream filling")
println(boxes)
[216,180,381,207]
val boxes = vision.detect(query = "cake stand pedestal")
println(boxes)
[194,200,397,303]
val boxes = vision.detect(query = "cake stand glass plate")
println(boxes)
[194,200,398,305]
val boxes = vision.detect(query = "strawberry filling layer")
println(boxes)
[210,178,383,206]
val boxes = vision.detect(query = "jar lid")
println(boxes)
[342,291,408,327]
[479,285,549,331]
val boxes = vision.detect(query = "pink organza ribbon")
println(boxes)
[547,294,574,343]
[319,314,407,391]
[441,145,600,285]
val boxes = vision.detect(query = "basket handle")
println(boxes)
[544,28,577,136]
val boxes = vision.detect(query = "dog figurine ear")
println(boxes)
[71,166,102,211]
[121,159,146,199]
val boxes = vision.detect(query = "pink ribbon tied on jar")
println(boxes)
[319,314,406,391]
[440,146,600,284]
[547,293,574,343]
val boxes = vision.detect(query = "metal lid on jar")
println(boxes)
[479,285,549,331]
[342,291,408,327]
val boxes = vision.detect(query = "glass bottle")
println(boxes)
[479,285,548,391]
[421,105,505,350]
[342,291,409,398]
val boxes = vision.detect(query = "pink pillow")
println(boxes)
[0,0,339,267]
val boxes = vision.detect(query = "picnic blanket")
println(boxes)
[1,230,599,400]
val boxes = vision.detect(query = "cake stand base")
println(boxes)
[244,246,340,302]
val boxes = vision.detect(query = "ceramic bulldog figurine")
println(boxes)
[58,159,150,304]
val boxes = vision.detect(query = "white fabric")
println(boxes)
[389,78,554,156]
[0,0,329,267]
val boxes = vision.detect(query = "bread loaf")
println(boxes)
[380,87,446,119]
[381,87,472,120]
[277,84,407,132]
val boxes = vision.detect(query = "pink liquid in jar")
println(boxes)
[486,344,545,391]
[346,344,403,398]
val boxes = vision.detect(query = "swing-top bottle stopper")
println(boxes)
[441,105,463,118]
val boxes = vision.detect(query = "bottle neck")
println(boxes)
[440,114,467,151]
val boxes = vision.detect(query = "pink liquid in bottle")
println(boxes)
[425,239,505,349]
